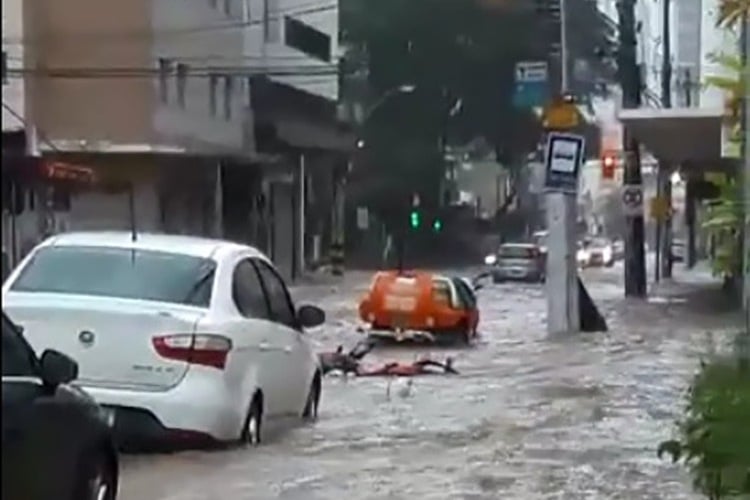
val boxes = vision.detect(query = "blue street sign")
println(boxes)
[544,132,585,194]
[513,61,549,108]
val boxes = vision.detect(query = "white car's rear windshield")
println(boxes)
[10,245,216,307]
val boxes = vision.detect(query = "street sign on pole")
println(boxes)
[648,196,671,220]
[356,206,369,230]
[544,132,585,194]
[513,61,549,108]
[543,95,579,130]
[622,185,644,216]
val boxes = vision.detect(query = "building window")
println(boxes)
[284,16,331,62]
[223,76,233,120]
[1,51,8,85]
[223,0,232,16]
[209,74,218,116]
[158,58,172,103]
[263,0,280,42]
[176,63,188,109]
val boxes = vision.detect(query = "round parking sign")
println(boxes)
[622,185,644,216]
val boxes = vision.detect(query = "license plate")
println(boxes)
[392,313,408,329]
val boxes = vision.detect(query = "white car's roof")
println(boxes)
[40,231,265,260]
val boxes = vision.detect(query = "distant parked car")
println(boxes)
[532,230,549,255]
[2,231,326,447]
[586,237,615,267]
[671,238,686,263]
[577,241,591,268]
[2,311,119,500]
[611,238,625,261]
[2,248,9,283]
[486,243,545,283]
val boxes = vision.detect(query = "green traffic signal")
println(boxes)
[433,219,442,231]
[410,210,420,228]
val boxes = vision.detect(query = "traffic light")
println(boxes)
[432,218,442,232]
[409,210,421,229]
[601,152,616,179]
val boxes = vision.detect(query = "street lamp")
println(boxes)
[356,84,416,149]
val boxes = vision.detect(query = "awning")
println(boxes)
[251,77,356,154]
[617,107,726,165]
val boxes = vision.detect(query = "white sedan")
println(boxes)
[1,231,326,446]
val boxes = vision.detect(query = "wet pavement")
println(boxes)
[119,264,742,500]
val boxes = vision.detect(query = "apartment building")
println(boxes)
[674,0,702,106]
[2,0,24,131]
[9,0,352,279]
[17,0,253,240]
[241,0,352,278]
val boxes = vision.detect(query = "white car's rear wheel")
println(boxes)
[240,396,263,446]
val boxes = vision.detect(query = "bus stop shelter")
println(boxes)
[617,106,740,273]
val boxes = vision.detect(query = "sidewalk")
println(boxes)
[599,261,743,340]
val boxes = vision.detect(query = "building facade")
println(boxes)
[1,0,24,131]
[5,0,352,280]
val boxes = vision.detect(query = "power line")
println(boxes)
[0,2,336,46]
[4,65,342,79]
[2,101,61,152]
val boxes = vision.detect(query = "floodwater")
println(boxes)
[120,265,740,500]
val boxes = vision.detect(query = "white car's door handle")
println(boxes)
[283,346,293,354]
[258,342,272,352]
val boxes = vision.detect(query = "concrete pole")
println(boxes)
[298,153,306,275]
[546,0,580,334]
[619,0,648,297]
[659,0,673,280]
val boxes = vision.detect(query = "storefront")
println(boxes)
[2,129,96,269]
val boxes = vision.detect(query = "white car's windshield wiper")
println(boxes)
[183,266,216,304]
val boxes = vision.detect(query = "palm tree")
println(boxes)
[717,0,750,29]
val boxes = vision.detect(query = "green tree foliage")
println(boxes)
[658,356,750,499]
[702,52,747,281]
[340,0,616,222]
[703,177,744,279]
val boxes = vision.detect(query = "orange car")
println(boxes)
[358,271,480,343]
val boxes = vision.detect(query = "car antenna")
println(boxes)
[128,182,137,263]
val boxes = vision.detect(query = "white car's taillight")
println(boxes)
[152,334,233,370]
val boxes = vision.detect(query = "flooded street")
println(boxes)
[120,266,740,500]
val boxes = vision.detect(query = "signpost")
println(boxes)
[544,132,585,335]
[356,206,369,230]
[544,132,585,194]
[622,185,644,217]
[648,195,670,220]
[542,97,579,129]
[513,61,549,108]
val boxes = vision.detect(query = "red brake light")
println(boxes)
[152,334,232,370]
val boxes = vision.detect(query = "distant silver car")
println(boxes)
[585,237,615,267]
[486,243,545,283]
[671,239,686,262]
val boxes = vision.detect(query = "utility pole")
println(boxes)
[545,0,580,334]
[660,0,673,280]
[656,0,673,282]
[618,0,647,297]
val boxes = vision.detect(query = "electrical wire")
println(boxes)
[2,101,61,152]
[3,65,342,79]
